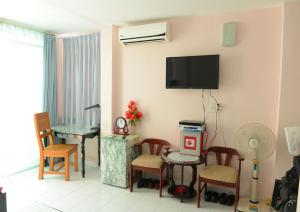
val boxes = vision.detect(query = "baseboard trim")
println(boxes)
[85,160,98,167]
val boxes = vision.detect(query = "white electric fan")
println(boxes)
[235,123,276,212]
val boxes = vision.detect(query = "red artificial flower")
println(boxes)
[137,111,143,118]
[125,110,131,118]
[131,106,137,111]
[125,100,143,126]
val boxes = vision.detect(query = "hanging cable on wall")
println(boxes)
[201,89,212,149]
[202,89,206,123]
[218,112,227,147]
[205,90,221,148]
[210,90,228,147]
[209,90,219,105]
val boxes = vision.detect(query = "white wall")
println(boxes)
[274,1,300,178]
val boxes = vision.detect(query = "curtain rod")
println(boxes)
[0,18,100,38]
[0,18,55,35]
[55,31,100,38]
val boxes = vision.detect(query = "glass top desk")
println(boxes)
[51,125,100,178]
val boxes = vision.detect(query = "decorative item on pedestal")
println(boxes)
[128,125,135,135]
[125,100,143,135]
[113,117,129,136]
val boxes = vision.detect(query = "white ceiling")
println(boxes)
[0,0,286,33]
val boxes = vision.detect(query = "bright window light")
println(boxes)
[0,23,43,177]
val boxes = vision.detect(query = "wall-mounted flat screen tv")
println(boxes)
[166,55,219,89]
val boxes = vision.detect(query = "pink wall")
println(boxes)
[274,1,300,178]
[112,8,283,197]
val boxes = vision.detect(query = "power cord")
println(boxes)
[205,109,219,148]
[205,90,221,148]
[210,90,227,147]
[209,90,220,107]
[201,89,209,149]
[218,112,227,147]
[202,89,206,123]
[202,90,227,149]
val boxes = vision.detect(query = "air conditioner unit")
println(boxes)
[119,22,170,45]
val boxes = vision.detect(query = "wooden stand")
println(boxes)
[162,151,205,202]
[167,164,198,202]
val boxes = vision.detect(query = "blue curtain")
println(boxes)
[43,34,58,125]
[62,33,100,126]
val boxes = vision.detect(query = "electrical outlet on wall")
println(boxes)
[212,102,222,112]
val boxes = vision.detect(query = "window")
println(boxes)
[0,23,43,177]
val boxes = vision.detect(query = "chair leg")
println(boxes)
[130,165,133,192]
[197,176,201,208]
[237,182,240,202]
[74,149,78,172]
[159,168,163,197]
[234,185,239,212]
[65,155,70,181]
[49,157,54,171]
[167,164,170,186]
[39,156,44,180]
[139,170,143,180]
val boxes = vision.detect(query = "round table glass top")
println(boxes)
[162,151,205,165]
[168,152,199,162]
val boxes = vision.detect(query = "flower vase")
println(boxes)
[129,125,135,135]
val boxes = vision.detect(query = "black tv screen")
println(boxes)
[166,55,219,89]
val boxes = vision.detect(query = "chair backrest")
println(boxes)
[34,112,54,152]
[207,146,241,167]
[141,138,170,155]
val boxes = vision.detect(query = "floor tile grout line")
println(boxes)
[36,201,64,212]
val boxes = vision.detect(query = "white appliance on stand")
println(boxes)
[235,123,276,212]
[178,120,205,156]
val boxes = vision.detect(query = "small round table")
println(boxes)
[162,151,206,202]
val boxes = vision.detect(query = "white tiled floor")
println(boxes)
[1,166,232,212]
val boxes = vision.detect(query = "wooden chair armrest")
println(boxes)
[134,142,143,147]
[237,152,244,161]
[164,144,171,153]
[237,156,244,179]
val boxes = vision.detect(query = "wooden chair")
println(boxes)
[197,146,244,211]
[130,138,170,197]
[34,112,78,181]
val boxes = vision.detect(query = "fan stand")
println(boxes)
[235,124,276,212]
[237,145,269,212]
[237,159,261,211]
[237,198,270,212]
